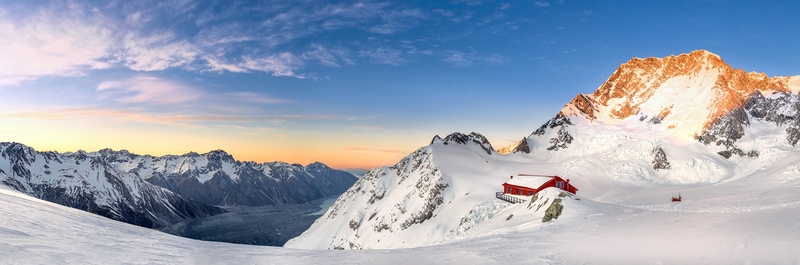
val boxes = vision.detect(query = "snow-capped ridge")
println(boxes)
[0,142,225,228]
[496,137,530,155]
[0,142,357,228]
[555,50,800,142]
[431,132,495,155]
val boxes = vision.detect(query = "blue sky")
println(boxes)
[1,0,799,168]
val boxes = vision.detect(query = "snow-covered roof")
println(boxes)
[504,175,553,189]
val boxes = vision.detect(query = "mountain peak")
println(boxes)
[431,132,495,155]
[204,149,235,162]
[557,50,800,141]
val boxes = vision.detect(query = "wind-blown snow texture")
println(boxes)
[0,143,356,228]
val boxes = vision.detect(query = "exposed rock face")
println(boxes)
[743,92,800,146]
[512,137,531,154]
[542,198,563,222]
[431,132,495,155]
[547,127,574,151]
[530,191,569,223]
[695,91,800,157]
[289,146,449,249]
[0,142,357,228]
[533,115,573,136]
[110,152,356,206]
[0,142,224,228]
[496,137,530,155]
[557,50,799,141]
[527,50,800,159]
[507,115,574,154]
[651,146,671,170]
[697,107,749,147]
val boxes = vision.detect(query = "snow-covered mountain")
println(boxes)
[0,142,357,228]
[523,50,800,157]
[556,50,800,142]
[0,142,223,228]
[5,51,800,263]
[286,132,548,249]
[136,151,357,206]
[287,50,800,250]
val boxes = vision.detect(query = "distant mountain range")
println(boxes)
[0,143,357,228]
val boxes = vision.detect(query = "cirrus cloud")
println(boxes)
[97,76,203,105]
[0,8,113,86]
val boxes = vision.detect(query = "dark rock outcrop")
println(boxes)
[547,127,574,151]
[128,154,357,206]
[651,146,671,170]
[542,198,563,222]
[533,115,573,136]
[431,132,495,155]
[696,91,800,158]
[512,137,531,154]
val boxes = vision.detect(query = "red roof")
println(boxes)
[504,175,552,189]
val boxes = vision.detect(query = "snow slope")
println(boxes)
[286,116,800,258]
[4,162,800,264]
[284,50,800,261]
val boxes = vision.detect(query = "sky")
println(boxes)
[1,0,799,169]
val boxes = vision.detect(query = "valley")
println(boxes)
[160,196,337,246]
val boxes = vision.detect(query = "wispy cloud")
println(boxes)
[443,51,509,67]
[0,1,432,85]
[367,9,425,34]
[450,0,487,6]
[360,47,407,66]
[222,92,290,105]
[240,53,306,78]
[303,44,353,68]
[117,32,198,71]
[534,1,551,7]
[345,114,384,121]
[0,106,338,128]
[0,0,522,85]
[217,125,276,136]
[97,76,202,104]
[0,107,203,128]
[0,7,113,86]
[352,126,382,131]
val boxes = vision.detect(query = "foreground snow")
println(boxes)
[4,155,800,265]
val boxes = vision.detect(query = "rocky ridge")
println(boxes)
[0,142,357,228]
[558,50,800,141]
[0,142,224,228]
[508,50,800,159]
[287,132,505,249]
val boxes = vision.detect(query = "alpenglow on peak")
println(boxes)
[557,50,800,141]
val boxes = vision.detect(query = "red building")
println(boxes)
[502,174,578,196]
